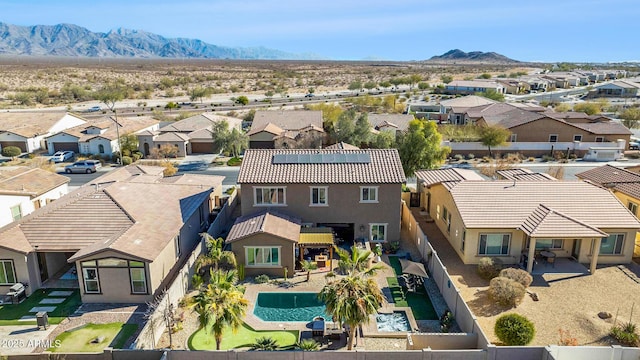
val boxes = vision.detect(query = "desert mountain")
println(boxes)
[0,22,321,60]
[428,49,519,63]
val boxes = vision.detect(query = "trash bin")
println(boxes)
[36,311,48,330]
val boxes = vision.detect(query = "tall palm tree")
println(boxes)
[318,275,384,350]
[335,245,383,277]
[190,269,248,350]
[195,233,237,275]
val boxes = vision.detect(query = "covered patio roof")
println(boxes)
[519,204,608,239]
[299,228,334,247]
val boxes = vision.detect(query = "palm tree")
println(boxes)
[335,245,382,277]
[195,233,237,276]
[190,269,248,350]
[301,260,318,282]
[250,336,278,351]
[318,275,384,350]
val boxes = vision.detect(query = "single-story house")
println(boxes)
[137,113,242,156]
[0,165,224,303]
[0,112,87,153]
[46,116,160,156]
[0,167,69,227]
[444,80,505,96]
[439,96,497,125]
[368,114,414,135]
[416,169,640,274]
[248,110,324,149]
[594,80,640,98]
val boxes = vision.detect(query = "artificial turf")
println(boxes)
[188,322,299,350]
[0,288,81,326]
[49,322,139,352]
[386,256,438,320]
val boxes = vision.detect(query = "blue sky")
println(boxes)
[1,0,638,62]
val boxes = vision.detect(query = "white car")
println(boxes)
[51,151,75,163]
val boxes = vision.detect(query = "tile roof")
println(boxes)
[576,165,640,199]
[569,121,632,135]
[446,80,503,89]
[226,210,301,243]
[246,122,284,136]
[495,169,556,181]
[519,204,607,238]
[53,116,160,142]
[440,95,497,108]
[324,142,360,150]
[481,109,546,128]
[251,110,323,131]
[415,168,484,188]
[368,114,414,132]
[0,167,69,197]
[155,132,191,142]
[238,149,406,184]
[448,181,640,230]
[160,113,242,133]
[0,112,86,137]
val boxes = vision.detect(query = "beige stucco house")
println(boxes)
[0,165,224,303]
[416,169,640,274]
[0,112,87,153]
[248,110,324,149]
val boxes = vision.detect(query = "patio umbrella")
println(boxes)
[399,258,428,278]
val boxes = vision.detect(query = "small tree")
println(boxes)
[440,75,453,84]
[479,125,511,158]
[620,107,640,129]
[396,119,450,177]
[495,314,535,345]
[165,102,178,112]
[301,260,318,282]
[235,96,249,105]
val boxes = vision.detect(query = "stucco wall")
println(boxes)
[230,233,295,277]
[0,183,68,228]
[510,118,630,144]
[46,133,81,155]
[240,183,402,242]
[0,248,30,295]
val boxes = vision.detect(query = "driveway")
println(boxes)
[0,325,57,355]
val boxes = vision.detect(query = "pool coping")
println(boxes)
[361,306,419,338]
[243,286,324,332]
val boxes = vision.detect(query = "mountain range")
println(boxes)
[427,49,519,63]
[0,22,321,60]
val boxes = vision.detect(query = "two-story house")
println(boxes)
[234,149,406,276]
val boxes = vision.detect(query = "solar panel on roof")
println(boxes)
[271,153,371,164]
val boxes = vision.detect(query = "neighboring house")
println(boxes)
[237,149,406,249]
[416,169,640,274]
[46,116,160,155]
[594,80,640,98]
[520,76,555,92]
[368,114,414,134]
[495,168,556,181]
[248,110,324,149]
[439,95,497,125]
[495,79,530,95]
[0,112,86,153]
[0,165,224,303]
[324,142,360,150]
[576,165,640,218]
[0,167,69,227]
[444,80,505,96]
[415,168,483,212]
[137,113,242,156]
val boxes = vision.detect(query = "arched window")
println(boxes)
[98,144,105,154]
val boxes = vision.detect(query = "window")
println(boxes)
[629,202,638,216]
[595,136,604,142]
[573,135,583,142]
[0,260,16,285]
[370,223,387,242]
[527,238,563,250]
[246,247,280,266]
[97,258,128,267]
[130,268,147,294]
[549,134,558,142]
[360,186,378,203]
[98,144,105,154]
[600,234,624,255]
[443,207,451,233]
[461,230,466,252]
[310,187,328,206]
[254,187,286,206]
[479,234,510,255]
[10,205,21,222]
[82,267,100,293]
[174,234,181,258]
[510,134,517,142]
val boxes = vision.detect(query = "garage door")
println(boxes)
[190,142,214,154]
[0,141,27,152]
[52,142,79,153]
[250,141,275,149]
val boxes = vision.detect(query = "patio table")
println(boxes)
[540,251,556,266]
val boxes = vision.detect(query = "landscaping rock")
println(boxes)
[91,336,105,344]
[598,312,612,320]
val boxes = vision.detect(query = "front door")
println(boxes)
[571,239,581,260]
[409,193,420,207]
[37,253,48,282]
[144,143,150,156]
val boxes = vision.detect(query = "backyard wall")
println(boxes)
[407,333,477,350]
[133,192,238,349]
[444,140,625,158]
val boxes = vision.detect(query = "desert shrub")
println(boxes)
[467,153,475,160]
[297,338,320,351]
[558,328,578,346]
[478,257,502,280]
[1,146,21,158]
[499,268,533,288]
[254,274,270,284]
[454,154,464,161]
[553,151,566,160]
[495,313,535,345]
[121,156,132,165]
[527,157,535,162]
[489,277,526,307]
[610,322,639,346]
[131,153,142,162]
[541,155,554,162]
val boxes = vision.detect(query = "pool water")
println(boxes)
[376,311,410,332]
[254,292,328,322]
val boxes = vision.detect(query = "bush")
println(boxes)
[541,155,554,162]
[121,156,132,165]
[495,313,535,345]
[610,322,639,346]
[478,257,502,280]
[499,268,533,288]
[467,153,475,160]
[254,274,270,284]
[454,154,464,161]
[131,153,142,162]
[1,146,21,158]
[489,277,526,307]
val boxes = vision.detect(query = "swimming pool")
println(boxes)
[376,311,411,332]
[253,292,328,322]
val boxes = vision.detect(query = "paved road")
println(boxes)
[59,167,114,188]
[177,163,240,185]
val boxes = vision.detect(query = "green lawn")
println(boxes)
[50,322,138,352]
[0,288,81,325]
[188,322,298,350]
[386,256,438,320]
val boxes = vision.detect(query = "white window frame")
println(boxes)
[549,134,558,143]
[629,202,638,216]
[370,223,388,242]
[478,233,511,256]
[10,204,21,222]
[82,267,100,294]
[245,246,281,267]
[360,186,379,203]
[309,186,328,206]
[598,234,624,255]
[510,134,517,142]
[573,135,583,142]
[0,260,17,285]
[595,136,604,142]
[129,267,148,294]
[253,187,287,206]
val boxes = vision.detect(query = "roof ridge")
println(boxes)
[102,187,137,224]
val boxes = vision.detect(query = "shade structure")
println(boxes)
[399,258,428,278]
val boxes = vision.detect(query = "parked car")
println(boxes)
[304,93,315,97]
[86,106,102,113]
[51,151,75,163]
[64,160,101,174]
[630,142,640,150]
